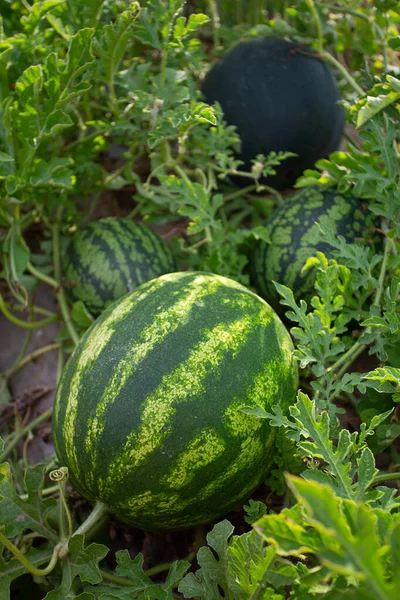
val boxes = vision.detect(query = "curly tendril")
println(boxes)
[49,466,69,482]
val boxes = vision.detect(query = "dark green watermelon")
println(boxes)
[63,217,177,316]
[251,187,381,310]
[201,37,345,189]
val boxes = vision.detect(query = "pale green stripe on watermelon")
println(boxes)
[224,357,283,436]
[164,359,291,526]
[84,275,230,476]
[99,311,272,497]
[162,429,225,489]
[121,424,268,529]
[194,434,266,503]
[54,282,155,481]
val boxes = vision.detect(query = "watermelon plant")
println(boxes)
[62,217,177,316]
[0,0,400,599]
[251,186,382,311]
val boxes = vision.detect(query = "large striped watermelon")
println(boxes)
[53,272,298,531]
[251,186,381,311]
[62,217,177,316]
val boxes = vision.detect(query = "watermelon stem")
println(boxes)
[18,482,60,502]
[26,261,58,288]
[372,471,400,485]
[5,343,60,380]
[145,551,196,577]
[322,52,364,96]
[57,287,80,346]
[58,500,108,559]
[0,295,60,330]
[71,500,108,538]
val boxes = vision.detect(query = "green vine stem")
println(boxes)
[99,550,196,587]
[146,552,196,577]
[322,52,364,96]
[50,468,73,539]
[100,570,144,587]
[0,295,60,330]
[58,500,109,559]
[57,287,80,346]
[320,3,370,24]
[207,0,220,52]
[26,262,58,288]
[3,322,33,380]
[19,483,60,502]
[306,0,323,54]
[22,432,33,469]
[222,184,258,203]
[0,529,59,577]
[0,407,53,462]
[57,341,64,384]
[33,305,57,317]
[371,236,391,309]
[4,343,60,380]
[373,471,400,484]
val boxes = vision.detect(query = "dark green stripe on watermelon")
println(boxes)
[251,187,381,310]
[53,272,298,531]
[62,217,177,316]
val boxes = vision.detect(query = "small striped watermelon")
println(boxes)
[53,272,298,531]
[62,217,177,316]
[251,187,381,310]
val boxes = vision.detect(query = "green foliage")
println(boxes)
[1,548,55,600]
[243,499,267,525]
[256,475,400,598]
[45,536,109,599]
[178,520,294,599]
[251,392,398,505]
[0,461,58,540]
[0,0,400,598]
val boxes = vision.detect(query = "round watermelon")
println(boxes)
[251,186,381,310]
[201,37,345,189]
[53,272,298,531]
[62,217,177,316]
